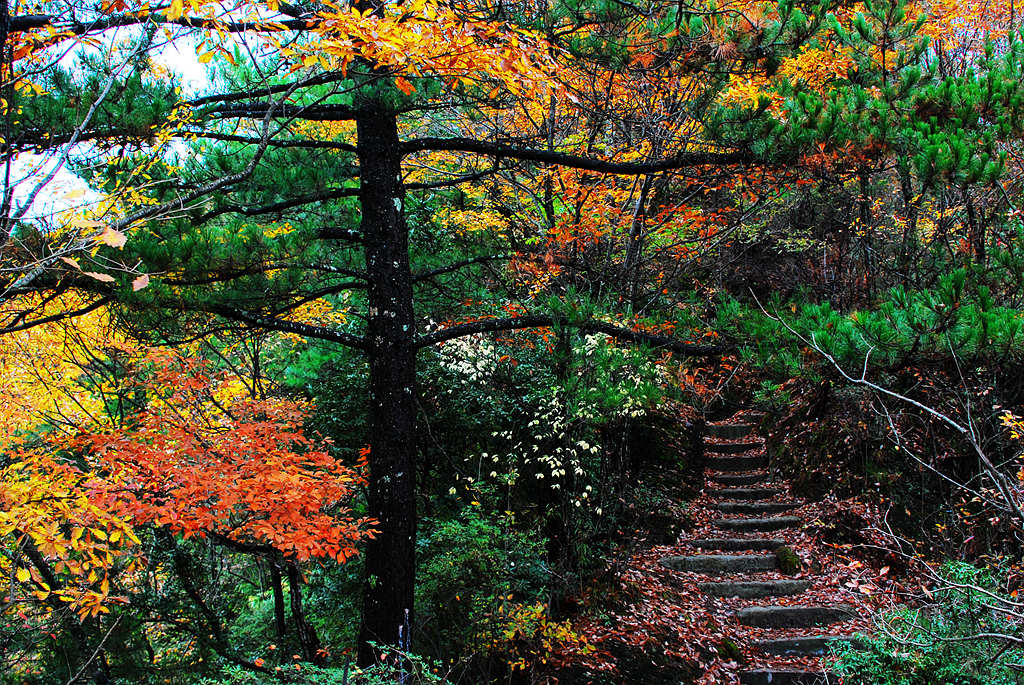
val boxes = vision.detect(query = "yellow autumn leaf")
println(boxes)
[68,216,102,229]
[96,226,127,248]
[16,567,30,583]
[166,0,184,20]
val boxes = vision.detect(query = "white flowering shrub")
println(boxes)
[439,328,673,519]
[436,333,500,386]
[416,319,684,653]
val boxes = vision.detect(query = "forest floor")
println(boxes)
[555,410,915,684]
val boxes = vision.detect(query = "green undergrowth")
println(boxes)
[831,563,1024,685]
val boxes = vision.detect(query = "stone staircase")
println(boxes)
[661,412,862,684]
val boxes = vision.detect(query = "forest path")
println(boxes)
[559,410,900,683]
[661,411,866,684]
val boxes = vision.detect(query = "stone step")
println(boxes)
[707,423,755,439]
[661,554,777,574]
[699,579,811,598]
[717,501,801,515]
[710,471,770,486]
[737,605,857,629]
[688,538,786,551]
[740,670,839,685]
[705,440,763,455]
[752,635,856,657]
[715,516,801,532]
[708,487,784,500]
[707,455,768,471]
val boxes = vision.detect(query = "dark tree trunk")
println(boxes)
[286,562,323,664]
[545,326,578,611]
[964,186,985,264]
[270,559,287,643]
[622,173,652,302]
[356,108,418,665]
[858,169,873,302]
[898,163,920,285]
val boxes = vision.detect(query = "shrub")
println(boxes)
[415,508,548,666]
[487,600,594,672]
[831,563,1024,685]
[195,649,445,684]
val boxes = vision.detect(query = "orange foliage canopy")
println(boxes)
[923,0,1018,48]
[78,351,375,564]
[2,342,373,620]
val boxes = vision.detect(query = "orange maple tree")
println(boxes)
[79,350,374,564]
[2,340,373,625]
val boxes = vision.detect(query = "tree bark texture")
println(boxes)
[355,108,418,666]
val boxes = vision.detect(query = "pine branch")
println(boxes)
[402,137,754,173]
[416,314,731,356]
